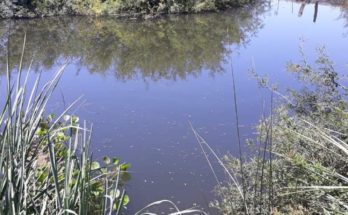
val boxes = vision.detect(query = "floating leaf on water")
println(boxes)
[112,157,119,165]
[103,156,111,165]
[120,163,131,171]
[122,194,130,206]
[72,116,79,123]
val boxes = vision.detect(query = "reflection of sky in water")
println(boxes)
[1,0,348,213]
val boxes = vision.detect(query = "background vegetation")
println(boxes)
[0,0,255,18]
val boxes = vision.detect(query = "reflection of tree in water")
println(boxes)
[313,1,348,36]
[338,2,348,33]
[0,3,268,81]
[287,0,348,28]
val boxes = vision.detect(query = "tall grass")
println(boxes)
[0,37,129,214]
[193,47,348,214]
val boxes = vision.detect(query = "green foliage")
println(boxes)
[212,48,348,214]
[0,0,256,18]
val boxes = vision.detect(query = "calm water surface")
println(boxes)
[1,0,348,213]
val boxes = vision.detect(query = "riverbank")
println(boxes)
[211,49,348,214]
[0,0,255,19]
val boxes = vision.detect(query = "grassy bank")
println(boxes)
[207,48,348,214]
[0,0,255,18]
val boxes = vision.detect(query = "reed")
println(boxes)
[0,37,130,214]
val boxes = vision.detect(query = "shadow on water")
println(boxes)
[0,2,269,81]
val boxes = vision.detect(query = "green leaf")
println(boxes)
[48,114,55,122]
[122,194,130,206]
[36,127,47,136]
[109,189,120,198]
[112,157,119,165]
[37,171,48,183]
[101,168,107,174]
[120,163,131,171]
[103,156,111,165]
[72,116,79,124]
[91,161,100,170]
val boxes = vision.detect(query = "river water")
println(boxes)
[0,0,348,214]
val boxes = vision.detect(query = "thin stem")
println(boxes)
[268,91,274,214]
[230,48,247,214]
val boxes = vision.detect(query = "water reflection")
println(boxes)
[339,3,348,31]
[283,0,348,23]
[0,3,269,80]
